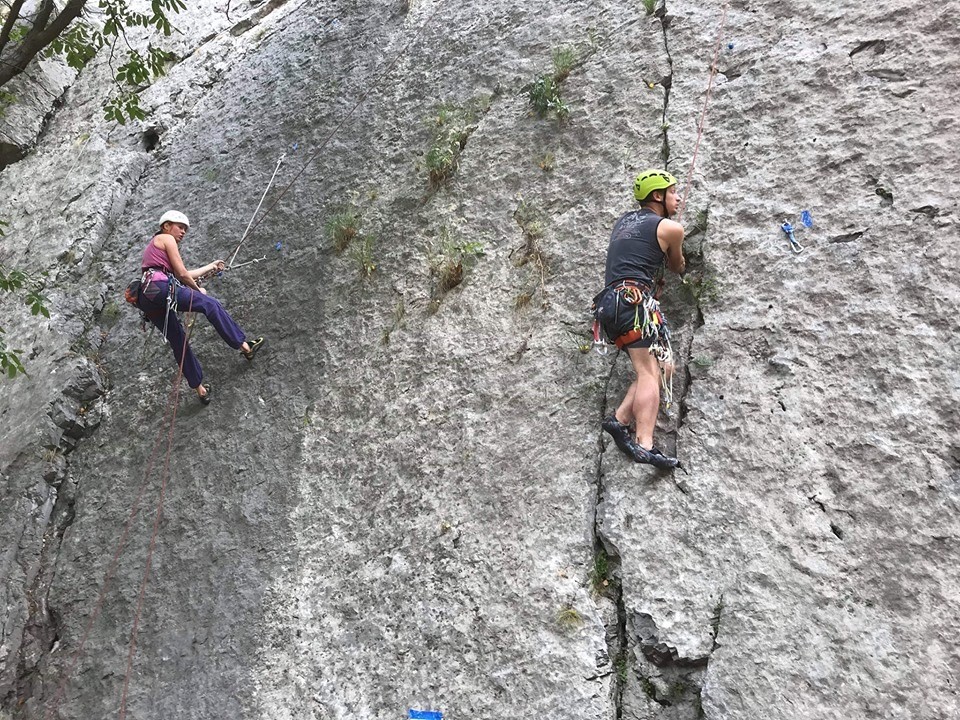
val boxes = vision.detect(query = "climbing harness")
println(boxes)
[592,281,675,407]
[781,220,804,253]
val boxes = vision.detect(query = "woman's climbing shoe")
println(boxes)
[197,384,212,405]
[242,337,265,361]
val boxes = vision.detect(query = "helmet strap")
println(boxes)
[643,192,668,217]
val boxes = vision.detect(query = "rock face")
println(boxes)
[1,1,959,719]
[0,56,74,171]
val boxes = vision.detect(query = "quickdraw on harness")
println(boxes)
[592,278,675,407]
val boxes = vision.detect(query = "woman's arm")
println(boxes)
[187,260,225,281]
[158,235,205,292]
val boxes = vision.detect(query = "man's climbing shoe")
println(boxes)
[242,337,265,361]
[197,384,212,406]
[645,447,681,470]
[602,416,637,459]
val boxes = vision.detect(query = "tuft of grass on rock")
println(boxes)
[556,606,583,630]
[326,209,361,252]
[429,227,484,300]
[551,46,577,82]
[350,235,376,279]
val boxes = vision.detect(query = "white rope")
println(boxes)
[228,154,285,268]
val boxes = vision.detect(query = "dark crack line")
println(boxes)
[658,10,674,168]
[591,355,626,720]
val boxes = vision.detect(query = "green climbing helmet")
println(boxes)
[633,170,678,202]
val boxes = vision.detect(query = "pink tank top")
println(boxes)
[141,237,172,281]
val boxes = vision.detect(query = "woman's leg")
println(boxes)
[148,310,203,389]
[176,286,247,350]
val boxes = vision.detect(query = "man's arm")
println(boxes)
[657,219,686,275]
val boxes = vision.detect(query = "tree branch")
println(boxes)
[0,0,26,57]
[32,0,55,32]
[0,0,87,87]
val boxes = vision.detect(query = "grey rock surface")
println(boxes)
[1,0,959,719]
[0,56,74,170]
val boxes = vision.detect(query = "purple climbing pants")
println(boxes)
[139,280,246,388]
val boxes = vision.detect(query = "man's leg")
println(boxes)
[614,380,638,427]
[625,346,661,449]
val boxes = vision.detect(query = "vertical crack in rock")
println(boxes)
[656,4,674,167]
[591,359,627,719]
[8,468,77,710]
[5,328,111,709]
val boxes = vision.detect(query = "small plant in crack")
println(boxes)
[615,651,629,683]
[668,679,689,700]
[529,74,570,121]
[641,0,658,15]
[556,606,583,630]
[425,144,457,187]
[590,545,611,591]
[326,209,361,253]
[350,235,376,279]
[681,265,720,306]
[0,89,17,118]
[381,297,406,345]
[551,45,578,82]
[538,152,556,172]
[423,100,485,189]
[693,209,709,235]
[513,290,533,310]
[514,197,545,242]
[638,672,658,700]
[429,226,484,299]
[512,198,550,308]
[527,44,579,121]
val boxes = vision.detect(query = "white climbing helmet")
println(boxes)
[158,210,190,229]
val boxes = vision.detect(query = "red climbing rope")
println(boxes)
[677,0,731,222]
[116,292,196,720]
[43,389,176,720]
[44,294,198,720]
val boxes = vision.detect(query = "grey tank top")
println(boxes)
[604,209,664,287]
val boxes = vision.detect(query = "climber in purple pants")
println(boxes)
[133,210,265,404]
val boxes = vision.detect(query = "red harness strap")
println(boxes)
[608,279,651,348]
[614,327,647,349]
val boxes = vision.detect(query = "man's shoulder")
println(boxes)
[657,219,684,239]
